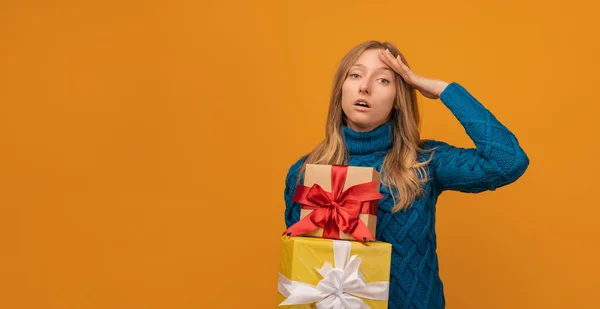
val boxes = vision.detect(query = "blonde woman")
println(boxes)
[283,40,530,309]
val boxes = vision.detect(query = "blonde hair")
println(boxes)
[298,40,435,213]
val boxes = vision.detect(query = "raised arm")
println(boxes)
[425,82,529,192]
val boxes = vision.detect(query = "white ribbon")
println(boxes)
[278,240,389,309]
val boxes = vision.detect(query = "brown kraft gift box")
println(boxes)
[299,163,381,241]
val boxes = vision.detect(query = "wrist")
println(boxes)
[437,81,450,96]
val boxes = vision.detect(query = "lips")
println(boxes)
[354,99,371,108]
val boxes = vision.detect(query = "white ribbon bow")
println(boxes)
[278,240,389,309]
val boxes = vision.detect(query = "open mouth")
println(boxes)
[354,100,371,108]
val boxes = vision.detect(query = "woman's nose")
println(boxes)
[359,81,370,94]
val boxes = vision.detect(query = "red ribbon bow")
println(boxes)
[283,165,384,243]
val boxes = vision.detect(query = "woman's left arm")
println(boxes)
[379,49,530,193]
[424,82,530,192]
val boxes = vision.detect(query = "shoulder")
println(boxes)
[421,139,451,150]
[419,139,453,162]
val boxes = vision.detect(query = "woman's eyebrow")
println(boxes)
[351,63,393,72]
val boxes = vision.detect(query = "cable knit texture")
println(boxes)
[283,82,530,309]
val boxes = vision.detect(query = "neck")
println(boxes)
[342,121,393,155]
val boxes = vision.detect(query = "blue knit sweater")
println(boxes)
[283,82,529,309]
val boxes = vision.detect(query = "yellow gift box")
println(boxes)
[277,236,392,308]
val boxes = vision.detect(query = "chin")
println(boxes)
[347,115,389,130]
[346,119,375,131]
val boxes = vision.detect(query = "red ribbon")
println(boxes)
[283,165,384,243]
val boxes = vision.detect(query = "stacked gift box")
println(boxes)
[277,164,392,309]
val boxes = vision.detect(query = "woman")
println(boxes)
[283,40,530,309]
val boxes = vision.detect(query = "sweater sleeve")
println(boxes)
[424,82,530,193]
[283,156,307,228]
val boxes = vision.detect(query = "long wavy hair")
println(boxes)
[297,40,435,213]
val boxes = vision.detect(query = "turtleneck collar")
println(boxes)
[342,121,394,155]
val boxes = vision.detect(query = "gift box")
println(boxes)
[284,164,383,242]
[277,236,392,308]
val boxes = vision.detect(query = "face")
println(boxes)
[341,48,397,132]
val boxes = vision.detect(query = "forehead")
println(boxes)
[351,49,392,71]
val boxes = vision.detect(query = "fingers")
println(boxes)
[378,49,398,72]
[379,48,412,82]
[395,54,409,72]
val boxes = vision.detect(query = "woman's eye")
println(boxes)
[349,73,360,78]
[380,78,390,84]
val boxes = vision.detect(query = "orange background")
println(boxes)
[1,0,599,308]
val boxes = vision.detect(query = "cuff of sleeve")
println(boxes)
[440,82,469,104]
[438,82,484,121]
